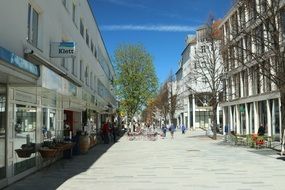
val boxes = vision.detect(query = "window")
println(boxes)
[72,58,76,76]
[27,3,39,47]
[85,66,89,86]
[201,46,206,53]
[202,77,207,84]
[62,0,67,7]
[94,46,98,58]
[252,66,260,95]
[239,6,245,29]
[91,41,94,53]
[72,3,76,23]
[281,10,285,38]
[94,76,96,90]
[80,60,83,81]
[90,72,93,89]
[234,74,240,98]
[228,78,232,100]
[86,29,89,46]
[80,19,84,37]
[242,70,248,97]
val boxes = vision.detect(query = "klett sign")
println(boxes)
[50,42,76,58]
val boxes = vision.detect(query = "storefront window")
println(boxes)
[259,101,267,135]
[240,104,246,135]
[42,108,56,140]
[0,86,6,179]
[273,99,280,141]
[14,104,36,175]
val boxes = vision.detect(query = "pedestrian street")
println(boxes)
[5,129,285,190]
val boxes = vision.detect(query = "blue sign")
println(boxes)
[0,46,40,76]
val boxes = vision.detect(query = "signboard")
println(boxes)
[240,105,245,113]
[50,42,76,58]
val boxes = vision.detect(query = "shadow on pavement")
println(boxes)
[4,136,123,190]
[187,135,208,138]
[276,156,285,161]
[247,149,279,156]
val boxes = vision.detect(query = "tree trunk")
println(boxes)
[212,103,218,140]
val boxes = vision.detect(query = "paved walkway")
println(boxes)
[4,129,285,190]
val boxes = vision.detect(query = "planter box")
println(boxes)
[38,148,58,158]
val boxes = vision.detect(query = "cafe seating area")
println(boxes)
[225,132,273,149]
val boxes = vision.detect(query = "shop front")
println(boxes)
[0,85,6,180]
[222,97,281,142]
[0,47,40,187]
[13,104,36,175]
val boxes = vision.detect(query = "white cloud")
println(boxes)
[95,0,146,9]
[101,24,197,32]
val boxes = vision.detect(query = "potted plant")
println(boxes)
[15,143,36,158]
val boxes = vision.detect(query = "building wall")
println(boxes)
[0,0,116,187]
[220,0,282,139]
[175,29,221,129]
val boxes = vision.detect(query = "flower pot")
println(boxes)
[38,148,58,158]
[79,135,90,154]
[15,149,33,158]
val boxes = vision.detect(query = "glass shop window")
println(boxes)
[14,104,36,175]
[42,108,56,140]
[0,93,6,179]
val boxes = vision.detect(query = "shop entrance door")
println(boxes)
[0,85,6,179]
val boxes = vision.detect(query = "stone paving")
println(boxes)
[4,129,285,190]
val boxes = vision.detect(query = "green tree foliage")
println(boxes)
[115,44,158,120]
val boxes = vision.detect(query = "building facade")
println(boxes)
[175,23,222,130]
[0,0,116,188]
[220,0,284,140]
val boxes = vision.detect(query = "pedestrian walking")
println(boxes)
[181,125,186,134]
[101,121,110,144]
[162,125,167,138]
[169,124,175,139]
[110,122,117,143]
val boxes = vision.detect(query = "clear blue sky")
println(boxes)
[89,0,234,84]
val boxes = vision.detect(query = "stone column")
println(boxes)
[272,99,276,137]
[236,105,240,134]
[192,94,196,129]
[230,106,233,132]
[279,97,282,140]
[187,95,191,129]
[267,99,272,136]
[249,103,253,134]
[240,72,244,98]
[254,101,259,133]
[222,107,226,135]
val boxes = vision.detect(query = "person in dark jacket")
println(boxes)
[257,124,265,136]
[101,121,110,144]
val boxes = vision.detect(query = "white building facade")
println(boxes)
[0,0,116,188]
[175,25,222,130]
[220,0,283,140]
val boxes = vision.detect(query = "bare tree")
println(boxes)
[168,73,178,126]
[149,72,179,126]
[222,0,285,145]
[186,17,224,139]
[155,82,169,125]
[141,99,156,124]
